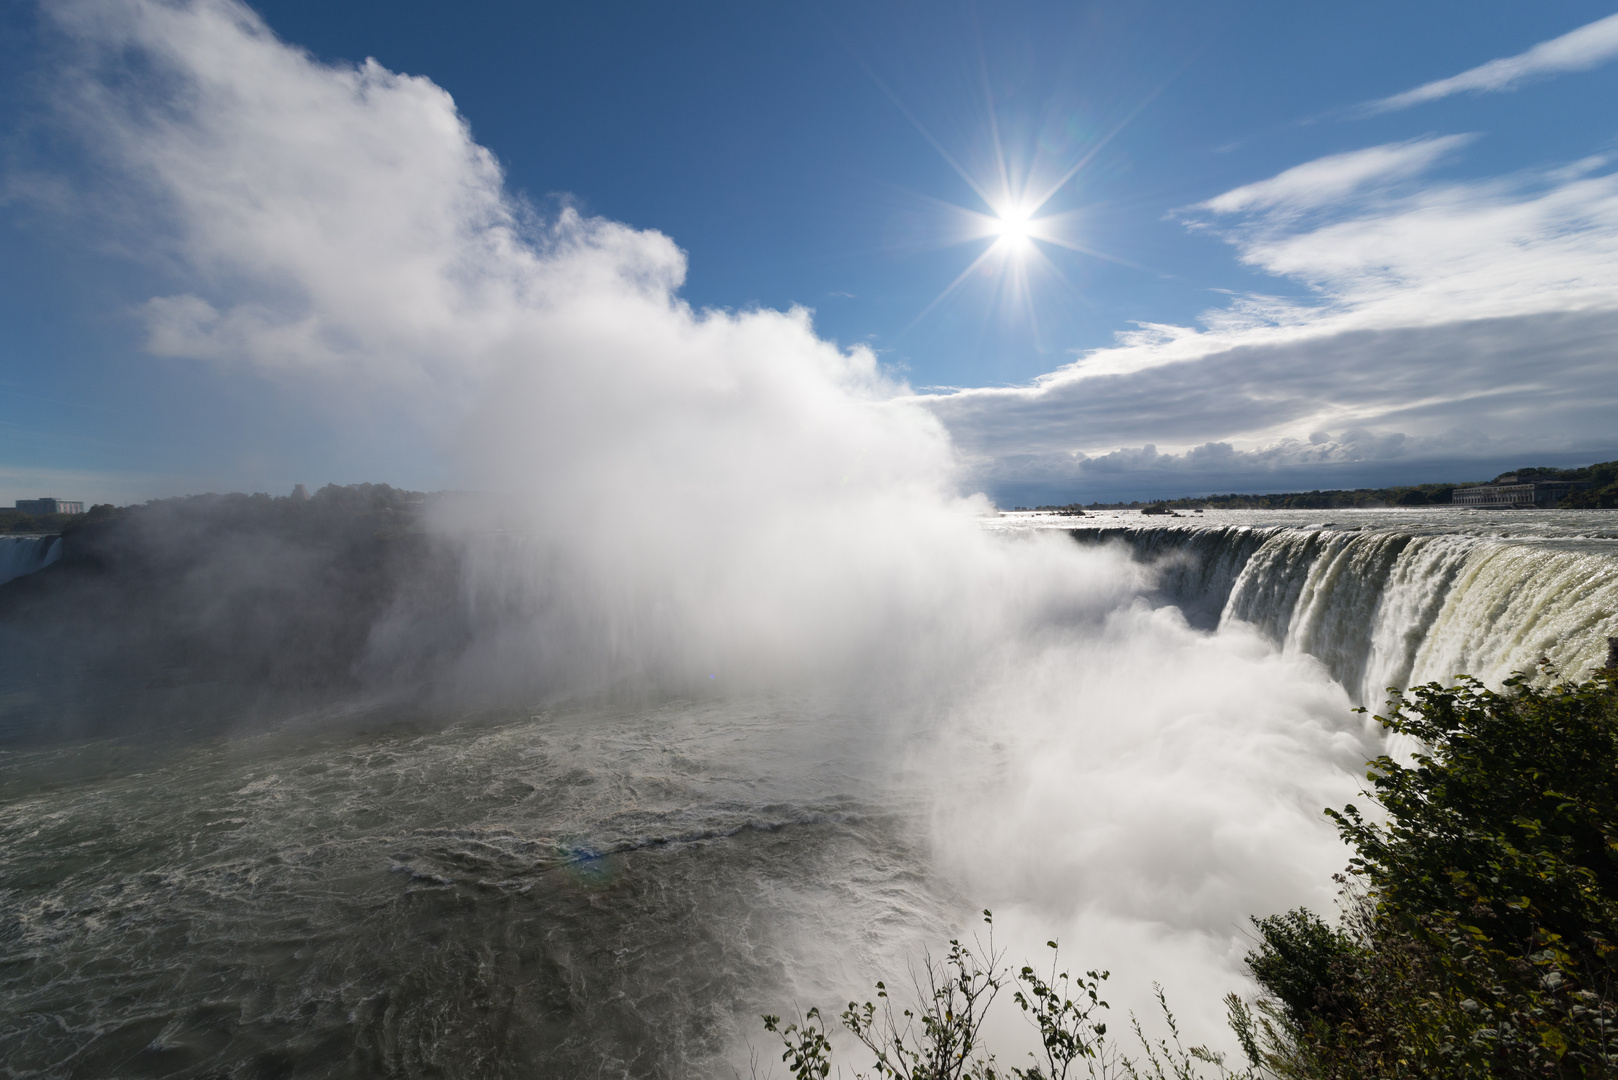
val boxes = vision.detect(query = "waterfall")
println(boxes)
[1274,531,1415,698]
[0,536,61,586]
[1078,522,1618,704]
[1068,525,1275,628]
[1359,535,1480,695]
[1406,543,1618,693]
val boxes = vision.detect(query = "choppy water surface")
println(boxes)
[0,697,946,1079]
[4,511,1615,1079]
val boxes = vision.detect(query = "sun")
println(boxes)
[891,106,1137,337]
[993,207,1034,246]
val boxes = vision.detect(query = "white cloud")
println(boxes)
[1368,12,1618,113]
[929,140,1618,497]
[1195,136,1473,216]
[45,0,945,507]
[1226,169,1618,322]
[52,0,540,395]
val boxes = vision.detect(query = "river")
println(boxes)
[2,509,1614,1078]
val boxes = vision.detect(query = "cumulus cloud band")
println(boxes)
[927,132,1618,499]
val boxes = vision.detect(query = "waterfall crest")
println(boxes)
[1072,520,1618,704]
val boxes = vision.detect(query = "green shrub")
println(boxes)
[1243,910,1359,1033]
[1242,667,1618,1079]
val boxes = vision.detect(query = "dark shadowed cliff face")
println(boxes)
[0,485,466,743]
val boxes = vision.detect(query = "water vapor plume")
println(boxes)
[15,0,1389,1054]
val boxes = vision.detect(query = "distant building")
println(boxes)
[1452,478,1590,508]
[291,484,310,501]
[14,498,84,515]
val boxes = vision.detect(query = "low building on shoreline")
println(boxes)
[1452,476,1590,508]
[13,498,84,515]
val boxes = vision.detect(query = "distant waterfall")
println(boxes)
[0,535,61,586]
[1077,524,1618,703]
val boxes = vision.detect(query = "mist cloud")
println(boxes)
[45,0,954,511]
[31,0,1392,1044]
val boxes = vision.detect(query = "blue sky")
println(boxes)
[3,0,1618,504]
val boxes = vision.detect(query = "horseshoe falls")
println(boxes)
[1059,508,1618,707]
[1,504,1615,1079]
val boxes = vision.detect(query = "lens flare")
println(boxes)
[886,88,1152,341]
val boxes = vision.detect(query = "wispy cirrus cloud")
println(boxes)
[1194,136,1474,216]
[1366,12,1618,114]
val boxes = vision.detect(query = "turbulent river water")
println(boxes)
[3,509,1615,1079]
[1,695,940,1078]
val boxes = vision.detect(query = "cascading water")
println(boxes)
[1358,534,1481,695]
[1407,541,1618,691]
[1275,531,1416,698]
[0,535,61,586]
[1066,525,1272,628]
[1057,509,1618,706]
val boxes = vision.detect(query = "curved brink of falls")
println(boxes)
[1075,522,1618,705]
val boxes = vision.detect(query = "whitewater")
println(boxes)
[1047,506,1618,704]
[3,508,1614,1078]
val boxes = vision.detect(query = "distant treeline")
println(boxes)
[1021,458,1618,512]
[0,483,427,534]
[0,503,119,534]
